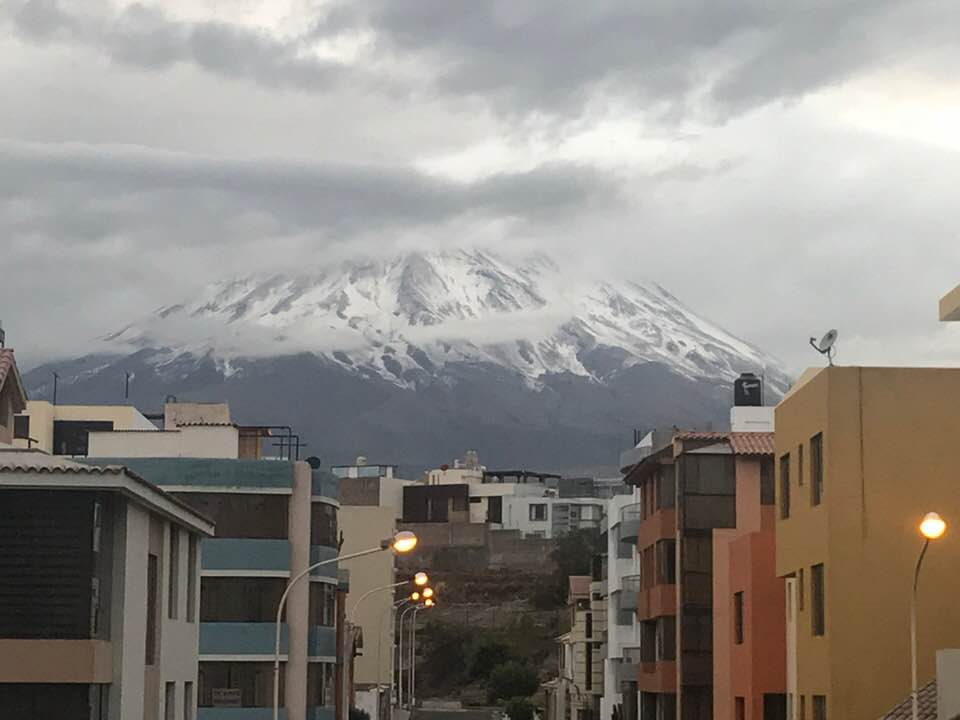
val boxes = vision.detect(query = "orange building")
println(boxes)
[623,429,785,720]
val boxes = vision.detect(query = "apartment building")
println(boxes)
[775,366,960,720]
[622,419,783,720]
[84,404,344,720]
[602,492,643,720]
[0,449,214,720]
[0,348,27,445]
[545,576,607,720]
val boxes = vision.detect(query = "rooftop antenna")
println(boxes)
[809,329,839,366]
[124,371,132,401]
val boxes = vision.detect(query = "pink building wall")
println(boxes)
[713,456,786,720]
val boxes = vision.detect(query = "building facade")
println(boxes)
[0,450,214,720]
[84,452,343,720]
[775,366,960,720]
[0,349,27,445]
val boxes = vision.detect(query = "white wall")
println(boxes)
[89,426,239,458]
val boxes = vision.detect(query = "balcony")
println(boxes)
[200,623,288,657]
[620,575,641,611]
[309,545,339,582]
[203,538,290,573]
[619,504,642,544]
[308,626,336,658]
[636,584,676,622]
[637,659,677,693]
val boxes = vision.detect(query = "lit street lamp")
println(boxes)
[912,512,946,720]
[272,531,418,720]
[350,571,431,616]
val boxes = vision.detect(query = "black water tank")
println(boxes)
[734,372,763,406]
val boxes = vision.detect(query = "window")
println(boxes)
[146,553,158,665]
[201,578,288,622]
[799,695,806,720]
[657,468,676,509]
[656,616,676,661]
[812,696,826,720]
[13,414,29,439]
[811,433,823,506]
[165,682,176,720]
[735,697,745,720]
[798,568,805,611]
[309,583,337,627]
[529,504,547,522]
[656,539,676,584]
[812,564,825,636]
[52,419,114,455]
[585,612,593,639]
[199,662,281,708]
[640,621,656,663]
[641,546,655,589]
[734,592,744,644]
[178,493,289,539]
[760,458,775,505]
[311,503,338,547]
[187,535,198,622]
[168,529,180,620]
[307,663,336,708]
[779,454,791,519]
[797,443,804,486]
[585,642,593,690]
[184,681,194,720]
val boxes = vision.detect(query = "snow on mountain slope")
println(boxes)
[104,250,789,394]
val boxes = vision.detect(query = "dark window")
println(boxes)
[683,455,736,495]
[165,682,176,720]
[640,621,656,663]
[199,662,282,708]
[529,504,547,521]
[797,444,804,486]
[656,616,676,661]
[811,433,823,506]
[641,546,656,589]
[52,420,114,456]
[763,694,787,720]
[0,685,93,720]
[735,698,745,720]
[798,568,805,611]
[812,564,825,636]
[307,663,335,708]
[146,553,158,665]
[187,535,197,623]
[13,414,29,439]
[309,583,337,627]
[311,503,338,547]
[200,578,287,622]
[487,496,503,523]
[734,592,744,644]
[176,493,289,539]
[679,609,710,653]
[760,458,775,505]
[656,539,676,584]
[184,681,195,720]
[658,694,677,720]
[585,642,593,690]
[779,454,790,519]
[657,468,676,509]
[585,612,593,639]
[800,695,806,720]
[168,529,179,620]
[812,696,826,720]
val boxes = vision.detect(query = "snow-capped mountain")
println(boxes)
[102,250,789,394]
[23,250,788,472]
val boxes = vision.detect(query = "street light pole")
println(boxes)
[410,606,421,710]
[272,532,417,720]
[398,603,419,709]
[911,512,946,720]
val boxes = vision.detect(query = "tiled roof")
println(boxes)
[729,432,775,456]
[569,575,592,597]
[0,349,27,411]
[879,681,937,719]
[177,421,238,428]
[673,430,729,441]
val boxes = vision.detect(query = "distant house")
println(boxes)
[0,348,27,445]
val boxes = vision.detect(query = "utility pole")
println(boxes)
[52,372,59,405]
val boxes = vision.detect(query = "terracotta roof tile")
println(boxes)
[0,349,26,411]
[729,432,775,456]
[568,575,592,597]
[879,681,937,719]
[673,430,729,441]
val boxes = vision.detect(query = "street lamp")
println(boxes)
[413,571,429,586]
[912,512,946,720]
[272,531,418,720]
[409,600,436,709]
[422,587,434,599]
[398,602,420,708]
[350,571,431,615]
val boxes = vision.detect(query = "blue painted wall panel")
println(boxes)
[200,622,288,656]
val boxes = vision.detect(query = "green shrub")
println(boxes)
[486,661,540,704]
[503,697,535,720]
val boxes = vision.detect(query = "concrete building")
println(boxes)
[0,449,214,720]
[622,421,783,720]
[775,366,960,720]
[333,459,416,720]
[13,400,157,454]
[85,456,343,720]
[601,492,643,720]
[0,349,27,446]
[545,576,607,720]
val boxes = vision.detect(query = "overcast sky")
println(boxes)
[2,0,959,373]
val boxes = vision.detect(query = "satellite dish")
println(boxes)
[809,329,839,366]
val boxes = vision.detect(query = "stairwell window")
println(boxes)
[811,433,823,506]
[812,564,825,636]
[734,592,744,644]
[168,529,179,620]
[779,453,791,519]
[529,504,547,522]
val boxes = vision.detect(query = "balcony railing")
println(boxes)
[619,504,642,543]
[620,575,640,610]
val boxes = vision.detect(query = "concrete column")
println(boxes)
[287,462,313,718]
[112,503,150,720]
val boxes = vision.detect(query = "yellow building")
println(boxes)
[775,366,960,720]
[13,400,158,454]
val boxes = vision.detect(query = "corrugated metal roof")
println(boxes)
[879,681,936,719]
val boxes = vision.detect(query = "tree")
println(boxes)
[420,621,475,689]
[503,697,535,720]
[471,637,515,680]
[487,661,540,704]
[549,528,603,602]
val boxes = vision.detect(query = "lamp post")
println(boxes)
[409,599,435,711]
[912,512,946,720]
[351,572,429,616]
[272,531,418,720]
[398,602,420,708]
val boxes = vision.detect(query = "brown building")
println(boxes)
[775,366,960,720]
[0,349,27,446]
[623,429,785,720]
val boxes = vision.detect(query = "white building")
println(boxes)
[0,449,214,720]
